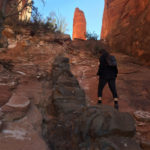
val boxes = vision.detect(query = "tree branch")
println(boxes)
[6,1,33,18]
[7,0,23,16]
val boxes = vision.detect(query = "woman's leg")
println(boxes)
[108,79,119,109]
[98,78,107,103]
[108,78,118,98]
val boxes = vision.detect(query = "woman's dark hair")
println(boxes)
[99,49,109,57]
[99,49,111,65]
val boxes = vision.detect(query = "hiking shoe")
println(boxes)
[114,103,119,110]
[97,100,102,104]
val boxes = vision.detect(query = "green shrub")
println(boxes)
[86,31,99,40]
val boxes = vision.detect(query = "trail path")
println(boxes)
[68,50,150,112]
[0,33,150,149]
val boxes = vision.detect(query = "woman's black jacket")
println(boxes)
[97,54,118,79]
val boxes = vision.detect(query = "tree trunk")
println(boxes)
[0,10,6,47]
[0,15,4,40]
[0,0,7,40]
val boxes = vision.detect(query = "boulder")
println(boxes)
[78,105,136,139]
[47,105,141,150]
[1,93,30,121]
[73,8,86,40]
[75,105,141,150]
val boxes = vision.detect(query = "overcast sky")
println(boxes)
[34,0,104,39]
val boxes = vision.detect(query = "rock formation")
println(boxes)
[47,55,141,150]
[101,0,150,65]
[18,0,32,21]
[0,0,31,21]
[73,8,86,40]
[51,56,86,116]
[0,24,150,150]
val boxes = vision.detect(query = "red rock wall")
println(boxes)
[73,8,86,40]
[0,0,17,13]
[101,0,150,65]
[0,0,31,21]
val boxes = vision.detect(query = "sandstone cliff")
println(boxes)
[18,0,32,21]
[73,8,86,40]
[0,0,31,21]
[101,0,150,65]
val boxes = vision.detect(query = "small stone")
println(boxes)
[134,110,150,122]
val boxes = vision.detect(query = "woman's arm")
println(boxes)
[97,58,105,76]
[114,65,118,75]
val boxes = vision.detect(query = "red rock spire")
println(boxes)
[73,8,86,40]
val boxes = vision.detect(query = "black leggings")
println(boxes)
[98,78,118,98]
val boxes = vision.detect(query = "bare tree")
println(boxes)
[0,0,45,39]
[49,11,68,33]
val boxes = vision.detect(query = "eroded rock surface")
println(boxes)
[51,56,86,116]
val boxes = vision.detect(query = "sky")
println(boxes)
[34,0,104,39]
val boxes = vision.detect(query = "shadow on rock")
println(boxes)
[50,55,86,116]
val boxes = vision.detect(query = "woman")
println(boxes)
[97,49,119,110]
